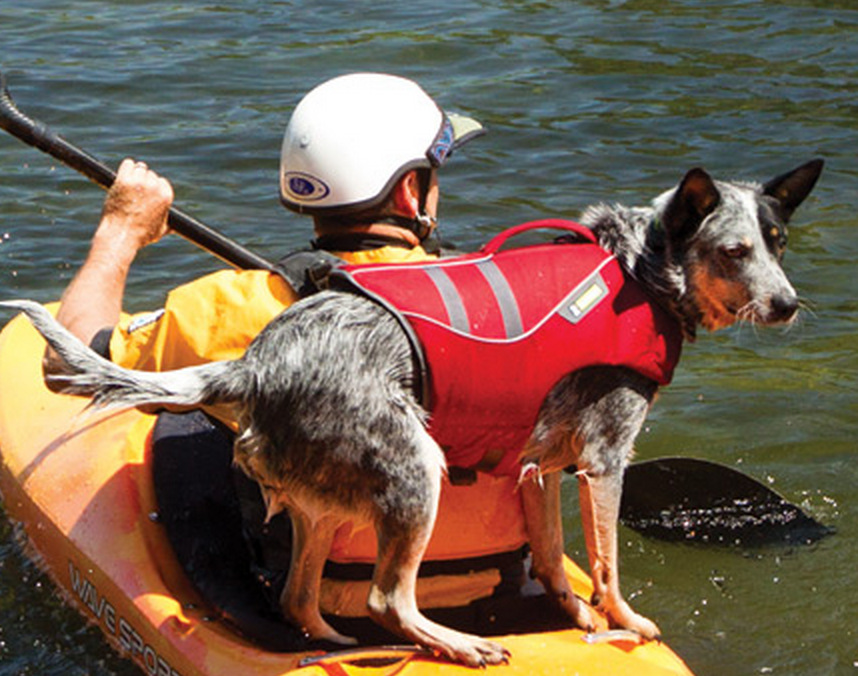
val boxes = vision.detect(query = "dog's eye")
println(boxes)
[721,244,750,260]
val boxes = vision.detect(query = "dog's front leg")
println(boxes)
[520,471,596,632]
[577,469,661,639]
[281,505,357,645]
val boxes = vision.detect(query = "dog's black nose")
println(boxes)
[770,294,799,322]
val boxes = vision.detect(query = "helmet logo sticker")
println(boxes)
[284,172,331,201]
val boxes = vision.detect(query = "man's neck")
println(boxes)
[314,222,421,250]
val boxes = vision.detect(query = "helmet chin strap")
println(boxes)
[413,167,438,241]
[378,169,438,242]
[376,214,436,242]
[321,168,438,248]
[415,212,438,239]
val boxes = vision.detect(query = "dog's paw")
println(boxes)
[604,601,661,641]
[532,570,597,633]
[558,591,598,634]
[298,618,358,646]
[539,583,597,633]
[394,616,510,667]
[321,629,359,646]
[625,613,661,642]
[443,634,510,668]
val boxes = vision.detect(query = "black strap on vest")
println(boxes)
[274,249,342,297]
[273,250,430,408]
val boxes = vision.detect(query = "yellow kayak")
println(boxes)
[0,308,694,676]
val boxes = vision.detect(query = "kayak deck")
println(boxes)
[0,309,694,675]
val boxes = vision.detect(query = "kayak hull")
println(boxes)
[0,309,694,675]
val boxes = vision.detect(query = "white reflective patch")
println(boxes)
[559,273,608,324]
[571,283,605,316]
[127,309,165,334]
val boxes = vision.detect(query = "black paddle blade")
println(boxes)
[620,457,832,546]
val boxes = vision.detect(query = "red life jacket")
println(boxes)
[332,220,683,478]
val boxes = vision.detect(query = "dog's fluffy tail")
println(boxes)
[1,300,242,411]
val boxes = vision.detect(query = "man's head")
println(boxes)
[279,73,483,242]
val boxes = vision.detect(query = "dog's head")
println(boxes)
[655,159,823,333]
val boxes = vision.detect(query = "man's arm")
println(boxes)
[44,158,174,374]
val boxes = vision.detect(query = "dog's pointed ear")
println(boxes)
[763,158,824,222]
[661,168,720,242]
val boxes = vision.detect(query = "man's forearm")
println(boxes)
[57,230,136,340]
[43,158,173,375]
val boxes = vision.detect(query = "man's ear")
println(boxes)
[661,168,721,243]
[391,170,421,217]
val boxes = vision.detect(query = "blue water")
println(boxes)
[2,1,857,674]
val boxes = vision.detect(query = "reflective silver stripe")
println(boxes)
[425,266,470,333]
[476,260,523,338]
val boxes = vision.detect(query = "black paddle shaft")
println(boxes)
[0,72,275,272]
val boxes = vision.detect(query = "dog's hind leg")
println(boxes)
[280,505,357,645]
[366,426,510,667]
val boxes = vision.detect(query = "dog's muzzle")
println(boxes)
[769,294,799,323]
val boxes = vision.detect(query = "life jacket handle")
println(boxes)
[479,219,597,255]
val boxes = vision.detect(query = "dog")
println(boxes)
[1,159,822,667]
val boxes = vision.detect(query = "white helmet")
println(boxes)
[280,73,484,215]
